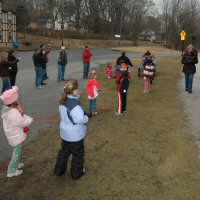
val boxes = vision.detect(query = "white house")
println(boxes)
[139,30,156,42]
[55,19,69,30]
[38,19,52,29]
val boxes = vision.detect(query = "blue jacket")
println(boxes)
[59,95,89,142]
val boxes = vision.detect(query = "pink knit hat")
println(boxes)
[90,69,97,75]
[0,86,19,105]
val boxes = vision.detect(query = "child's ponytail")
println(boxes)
[59,79,78,105]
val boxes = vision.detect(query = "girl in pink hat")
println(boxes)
[0,86,33,177]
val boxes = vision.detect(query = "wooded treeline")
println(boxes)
[1,0,200,48]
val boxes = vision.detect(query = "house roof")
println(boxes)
[140,30,155,36]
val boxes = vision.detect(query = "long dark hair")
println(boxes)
[8,49,15,57]
[59,79,78,105]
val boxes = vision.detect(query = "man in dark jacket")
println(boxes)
[116,51,133,69]
[40,44,51,80]
[32,48,47,89]
[181,44,198,93]
[57,46,68,82]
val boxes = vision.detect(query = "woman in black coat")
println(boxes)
[8,49,20,86]
[0,52,19,93]
[181,44,198,93]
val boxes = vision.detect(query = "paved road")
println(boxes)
[178,59,200,153]
[0,47,139,160]
[0,47,179,160]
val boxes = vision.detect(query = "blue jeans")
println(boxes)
[83,62,90,79]
[58,64,66,81]
[1,77,11,93]
[35,66,43,87]
[43,67,48,79]
[89,98,97,112]
[185,73,194,92]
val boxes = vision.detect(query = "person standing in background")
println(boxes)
[40,44,51,80]
[116,51,133,71]
[32,48,47,89]
[82,46,93,79]
[181,44,198,94]
[57,46,68,82]
[0,52,19,93]
[8,49,20,86]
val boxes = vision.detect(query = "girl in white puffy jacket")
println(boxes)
[0,86,33,177]
[143,59,155,93]
[54,79,89,180]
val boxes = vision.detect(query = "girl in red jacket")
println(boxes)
[86,69,101,115]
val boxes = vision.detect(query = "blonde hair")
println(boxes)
[59,79,78,105]
[0,52,8,62]
[89,73,96,79]
[187,44,193,51]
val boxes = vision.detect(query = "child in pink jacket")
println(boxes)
[0,86,33,177]
[86,69,101,115]
[106,63,114,78]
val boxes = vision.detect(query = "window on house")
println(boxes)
[8,31,12,41]
[8,15,12,24]
[0,31,3,41]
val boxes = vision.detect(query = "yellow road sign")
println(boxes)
[180,30,186,41]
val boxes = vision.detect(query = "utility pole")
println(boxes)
[61,0,64,46]
[119,2,124,45]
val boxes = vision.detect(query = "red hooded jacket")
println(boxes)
[83,49,93,63]
[86,79,101,99]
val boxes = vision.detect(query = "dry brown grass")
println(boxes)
[112,45,180,54]
[17,33,132,48]
[0,57,200,200]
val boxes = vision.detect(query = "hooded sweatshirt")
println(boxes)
[1,105,33,147]
[86,79,101,99]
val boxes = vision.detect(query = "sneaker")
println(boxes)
[7,169,23,178]
[188,91,192,94]
[61,79,66,81]
[18,163,24,169]
[115,112,123,116]
[36,85,44,89]
[143,90,149,93]
[92,111,98,116]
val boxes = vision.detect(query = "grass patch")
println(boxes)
[17,33,132,49]
[112,45,180,54]
[0,57,200,200]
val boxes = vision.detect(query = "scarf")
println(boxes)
[11,102,29,134]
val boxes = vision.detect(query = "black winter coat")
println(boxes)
[32,53,47,68]
[181,52,198,74]
[0,60,18,77]
[116,55,133,66]
[8,55,18,74]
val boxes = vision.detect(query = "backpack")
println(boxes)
[120,72,129,94]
